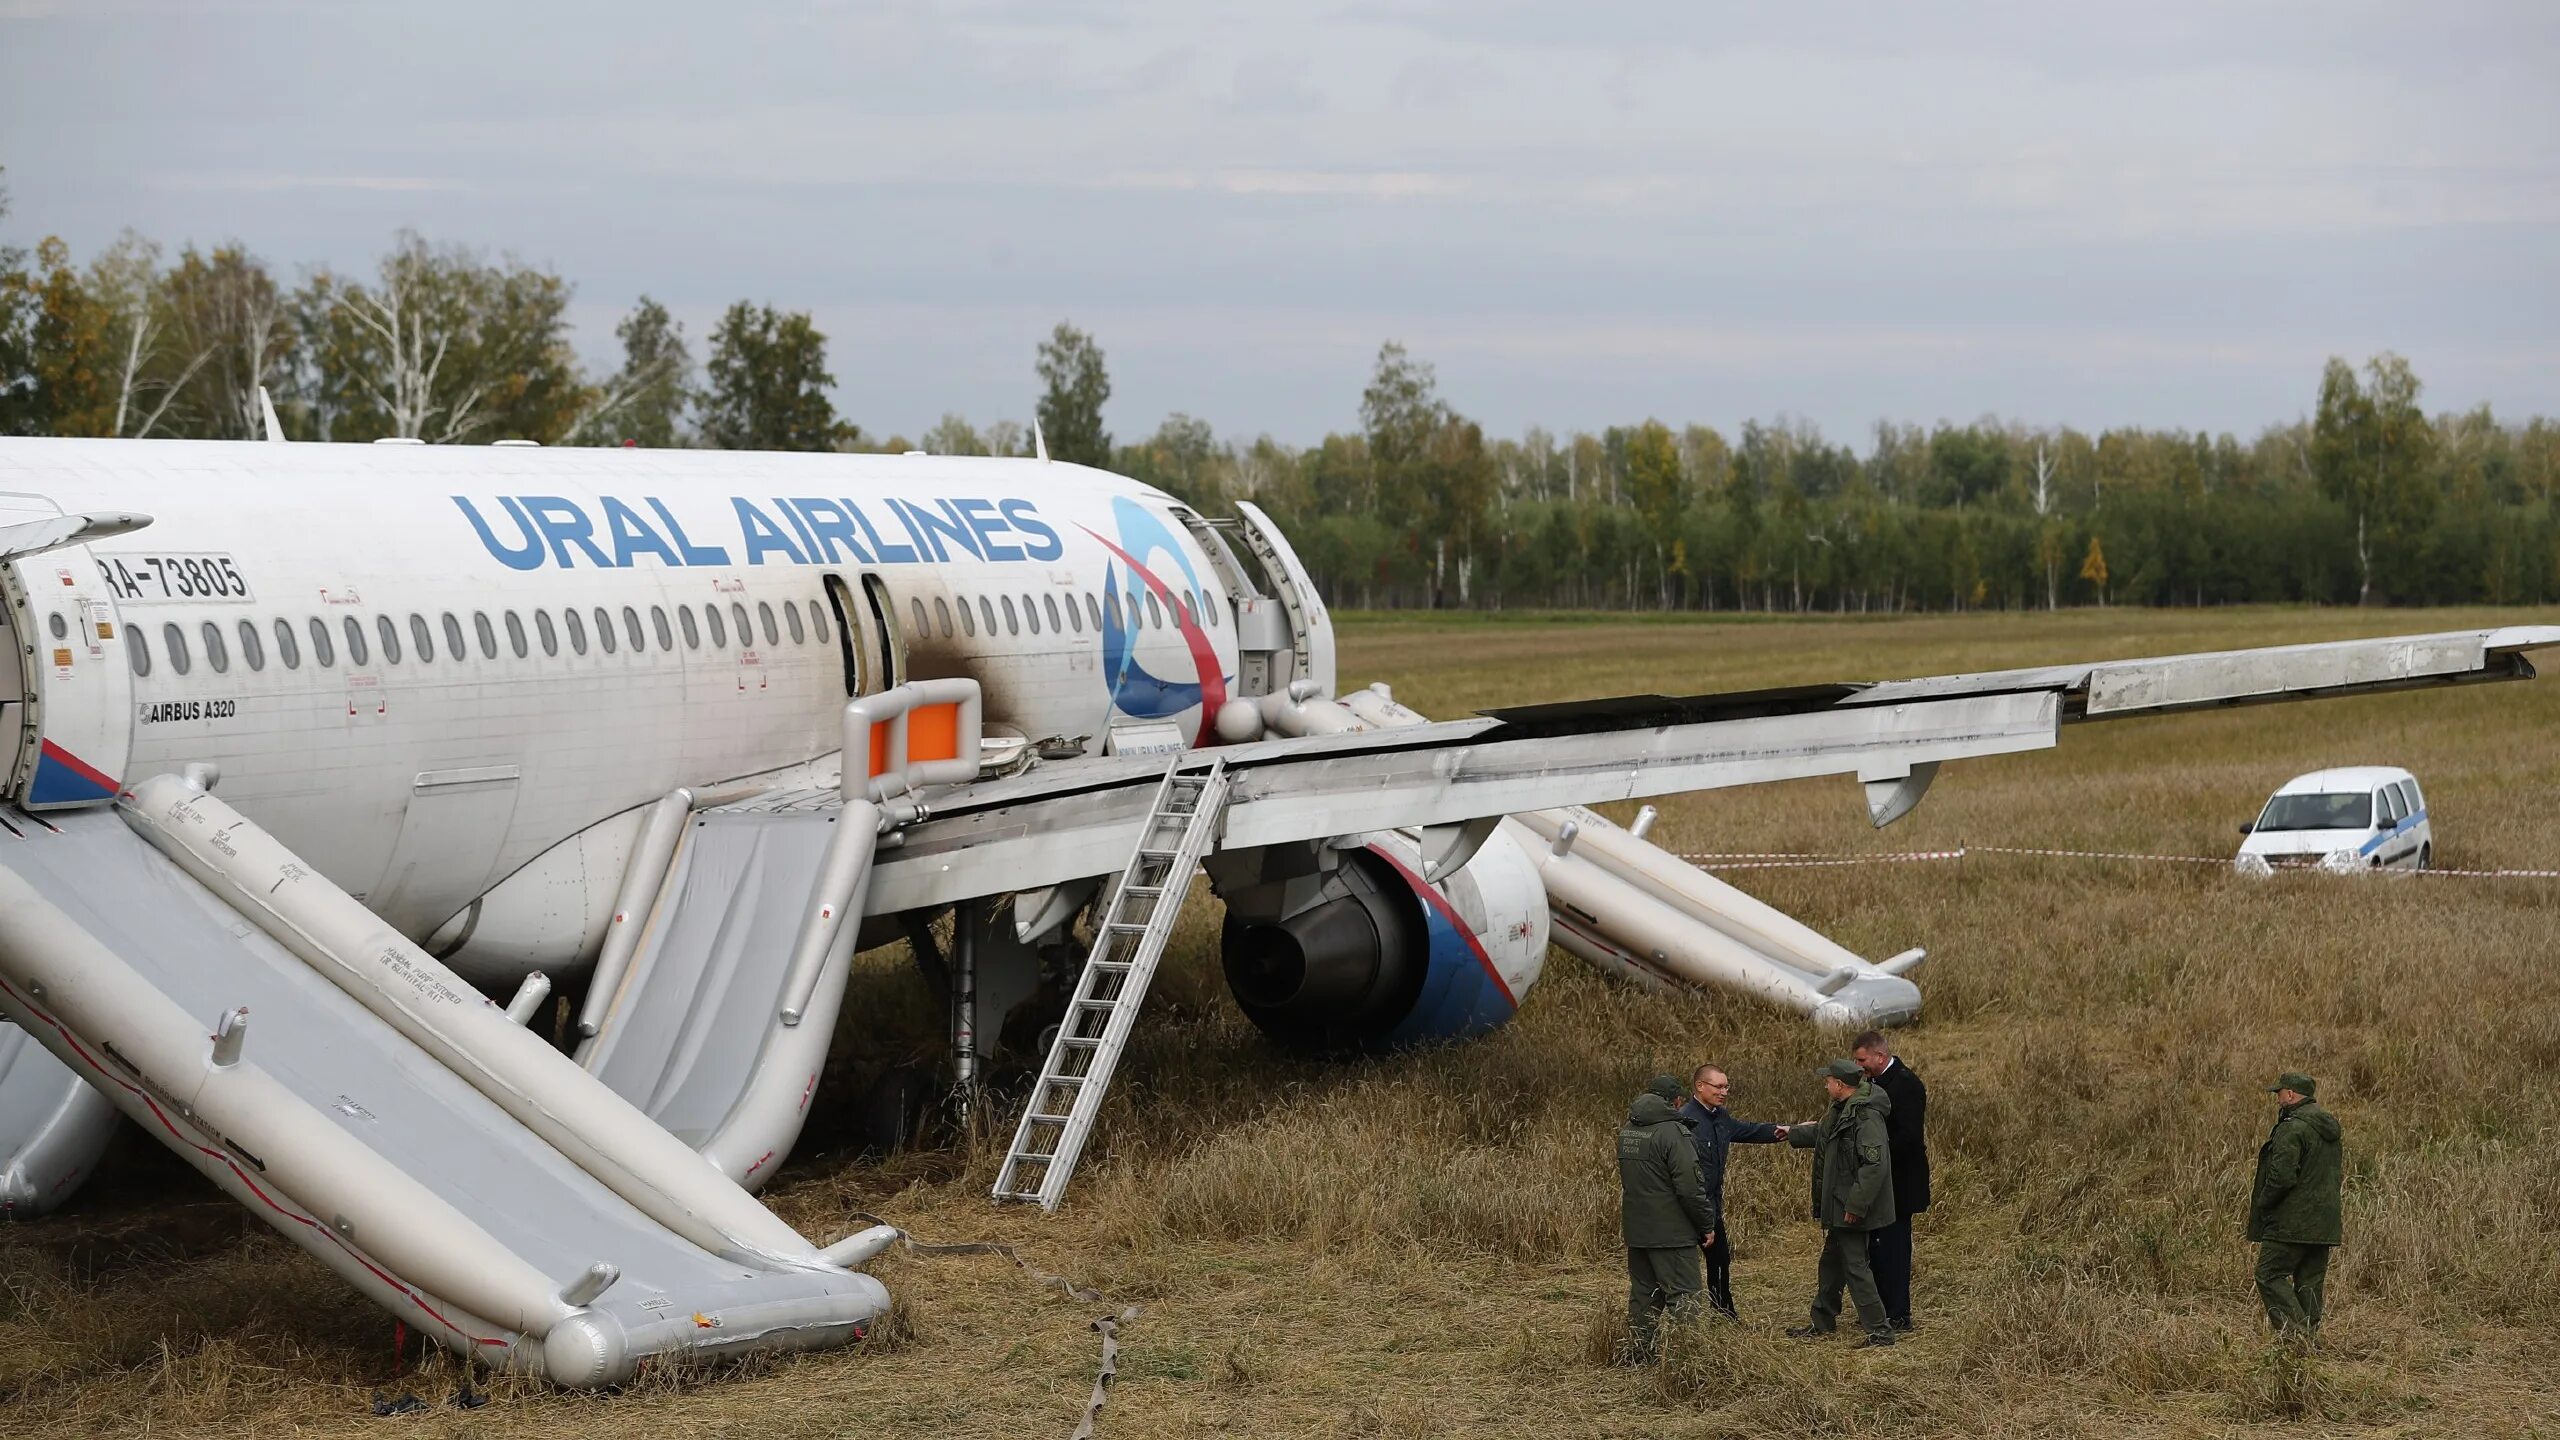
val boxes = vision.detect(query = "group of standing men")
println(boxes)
[1617,1045,2349,1360]
[1615,1030,1928,1357]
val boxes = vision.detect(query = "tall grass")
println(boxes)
[4,606,2556,1437]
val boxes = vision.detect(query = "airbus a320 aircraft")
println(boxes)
[0,430,2549,1386]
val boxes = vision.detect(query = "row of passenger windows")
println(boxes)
[123,582,1225,680]
[908,585,1222,642]
[128,598,833,679]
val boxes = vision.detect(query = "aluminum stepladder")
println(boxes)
[992,757,1230,1209]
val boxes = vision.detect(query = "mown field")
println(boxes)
[6,607,2558,1439]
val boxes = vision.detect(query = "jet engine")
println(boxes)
[1208,824,1547,1052]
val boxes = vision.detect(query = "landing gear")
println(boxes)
[903,899,1057,1130]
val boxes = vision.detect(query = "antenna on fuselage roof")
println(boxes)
[257,386,288,443]
[1032,415,1050,463]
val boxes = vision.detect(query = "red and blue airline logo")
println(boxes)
[1083,497,1228,747]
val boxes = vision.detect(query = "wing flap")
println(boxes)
[865,625,2558,912]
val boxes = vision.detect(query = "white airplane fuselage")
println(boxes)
[1,440,1272,981]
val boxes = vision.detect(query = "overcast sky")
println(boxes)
[4,1,2554,447]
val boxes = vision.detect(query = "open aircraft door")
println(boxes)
[1225,501,1336,699]
[0,495,150,810]
[821,570,905,698]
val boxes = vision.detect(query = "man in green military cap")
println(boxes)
[2249,1071,2344,1337]
[1785,1058,1897,1347]
[1616,1074,1716,1360]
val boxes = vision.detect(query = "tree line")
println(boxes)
[5,191,2554,612]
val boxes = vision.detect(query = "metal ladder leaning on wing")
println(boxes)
[993,757,1230,1210]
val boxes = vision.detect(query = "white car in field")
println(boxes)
[2235,766,2433,874]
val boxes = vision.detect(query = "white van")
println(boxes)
[2235,766,2432,873]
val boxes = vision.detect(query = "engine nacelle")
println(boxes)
[1210,824,1547,1051]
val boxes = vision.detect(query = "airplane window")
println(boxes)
[979,596,997,635]
[956,596,976,636]
[565,607,588,656]
[1144,592,1163,629]
[410,614,435,663]
[274,617,300,669]
[908,598,926,640]
[163,622,191,675]
[594,607,616,655]
[1206,590,1221,627]
[238,619,264,672]
[442,612,466,659]
[377,615,402,665]
[807,600,829,643]
[651,606,674,652]
[623,606,645,653]
[1128,590,1145,627]
[934,597,953,637]
[506,611,530,659]
[343,616,369,667]
[786,601,806,644]
[1044,593,1063,633]
[536,609,559,657]
[1104,590,1122,630]
[309,617,335,668]
[757,601,779,647]
[1063,594,1081,633]
[1085,593,1102,630]
[1000,594,1019,636]
[128,626,151,676]
[679,605,701,649]
[201,621,229,674]
[1180,591,1198,626]
[474,612,498,660]
[704,603,727,648]
[731,602,752,650]
[1021,594,1039,635]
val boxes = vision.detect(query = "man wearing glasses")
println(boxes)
[1677,1064,1791,1319]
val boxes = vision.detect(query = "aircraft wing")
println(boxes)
[851,624,2559,910]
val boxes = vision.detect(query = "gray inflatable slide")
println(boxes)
[0,779,891,1385]
[0,1021,113,1216]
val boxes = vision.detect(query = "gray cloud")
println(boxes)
[3,0,2552,442]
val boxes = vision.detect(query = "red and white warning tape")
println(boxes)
[1968,844,2226,865]
[1672,849,1967,871]
[1673,845,2560,879]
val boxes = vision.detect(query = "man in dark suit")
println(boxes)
[1676,1064,1790,1318]
[1852,1030,1928,1331]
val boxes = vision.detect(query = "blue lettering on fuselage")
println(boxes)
[451,494,1070,570]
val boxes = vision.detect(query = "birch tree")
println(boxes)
[565,296,690,446]
[161,245,295,439]
[298,231,582,443]
[0,173,38,435]
[921,412,986,456]
[2311,353,2438,605]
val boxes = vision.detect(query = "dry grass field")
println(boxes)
[6,606,2558,1439]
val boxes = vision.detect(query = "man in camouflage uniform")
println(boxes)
[1616,1074,1716,1359]
[2249,1071,2344,1337]
[1785,1058,1897,1347]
